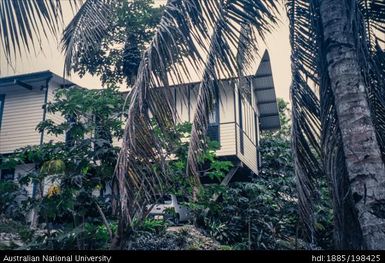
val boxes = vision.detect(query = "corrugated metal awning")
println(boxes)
[252,50,280,130]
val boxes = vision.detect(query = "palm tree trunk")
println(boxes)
[320,0,385,249]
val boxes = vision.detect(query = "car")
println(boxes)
[147,194,192,225]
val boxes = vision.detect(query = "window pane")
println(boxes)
[209,110,217,124]
[209,86,219,124]
[0,95,4,128]
[209,98,218,124]
[1,169,15,181]
[162,195,172,204]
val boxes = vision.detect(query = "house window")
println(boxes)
[208,85,220,142]
[254,112,258,145]
[238,90,244,155]
[0,168,15,181]
[0,95,5,128]
[209,93,219,125]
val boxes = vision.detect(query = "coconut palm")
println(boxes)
[288,0,385,249]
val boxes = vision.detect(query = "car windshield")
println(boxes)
[155,194,172,205]
[162,195,172,205]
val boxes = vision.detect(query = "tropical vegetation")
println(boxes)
[0,89,310,250]
[1,0,385,250]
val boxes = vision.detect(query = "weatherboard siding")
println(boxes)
[0,86,45,154]
[13,163,60,198]
[216,83,236,156]
[172,80,259,173]
[234,87,258,174]
[216,123,236,156]
[173,82,237,157]
[0,82,68,154]
[236,125,258,174]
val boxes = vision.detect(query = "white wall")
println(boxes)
[0,83,45,154]
[0,80,69,154]
[173,81,238,157]
[14,163,35,198]
[172,78,259,174]
[234,83,258,174]
[14,163,60,198]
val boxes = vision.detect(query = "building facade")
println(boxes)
[0,70,74,196]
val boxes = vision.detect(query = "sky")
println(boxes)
[0,0,291,101]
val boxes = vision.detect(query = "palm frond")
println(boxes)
[114,1,279,246]
[0,0,66,60]
[61,0,115,75]
[355,1,385,161]
[237,23,265,100]
[369,44,385,158]
[287,0,322,246]
[290,70,322,246]
[358,0,385,46]
[113,0,216,243]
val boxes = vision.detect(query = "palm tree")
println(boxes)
[2,0,385,250]
[289,0,385,249]
[320,0,385,250]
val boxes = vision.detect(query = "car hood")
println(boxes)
[147,204,173,214]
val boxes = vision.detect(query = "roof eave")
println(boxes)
[0,70,77,89]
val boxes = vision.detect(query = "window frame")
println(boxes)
[208,84,220,125]
[238,89,244,155]
[0,94,5,128]
[208,84,220,143]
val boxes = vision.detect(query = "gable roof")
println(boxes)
[0,70,78,89]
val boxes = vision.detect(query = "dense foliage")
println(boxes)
[0,86,330,250]
[0,87,125,249]
[72,0,163,86]
[3,0,385,249]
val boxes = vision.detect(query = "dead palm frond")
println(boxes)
[112,0,213,245]
[112,0,279,247]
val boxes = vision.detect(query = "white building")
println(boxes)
[0,70,71,195]
[171,51,280,180]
